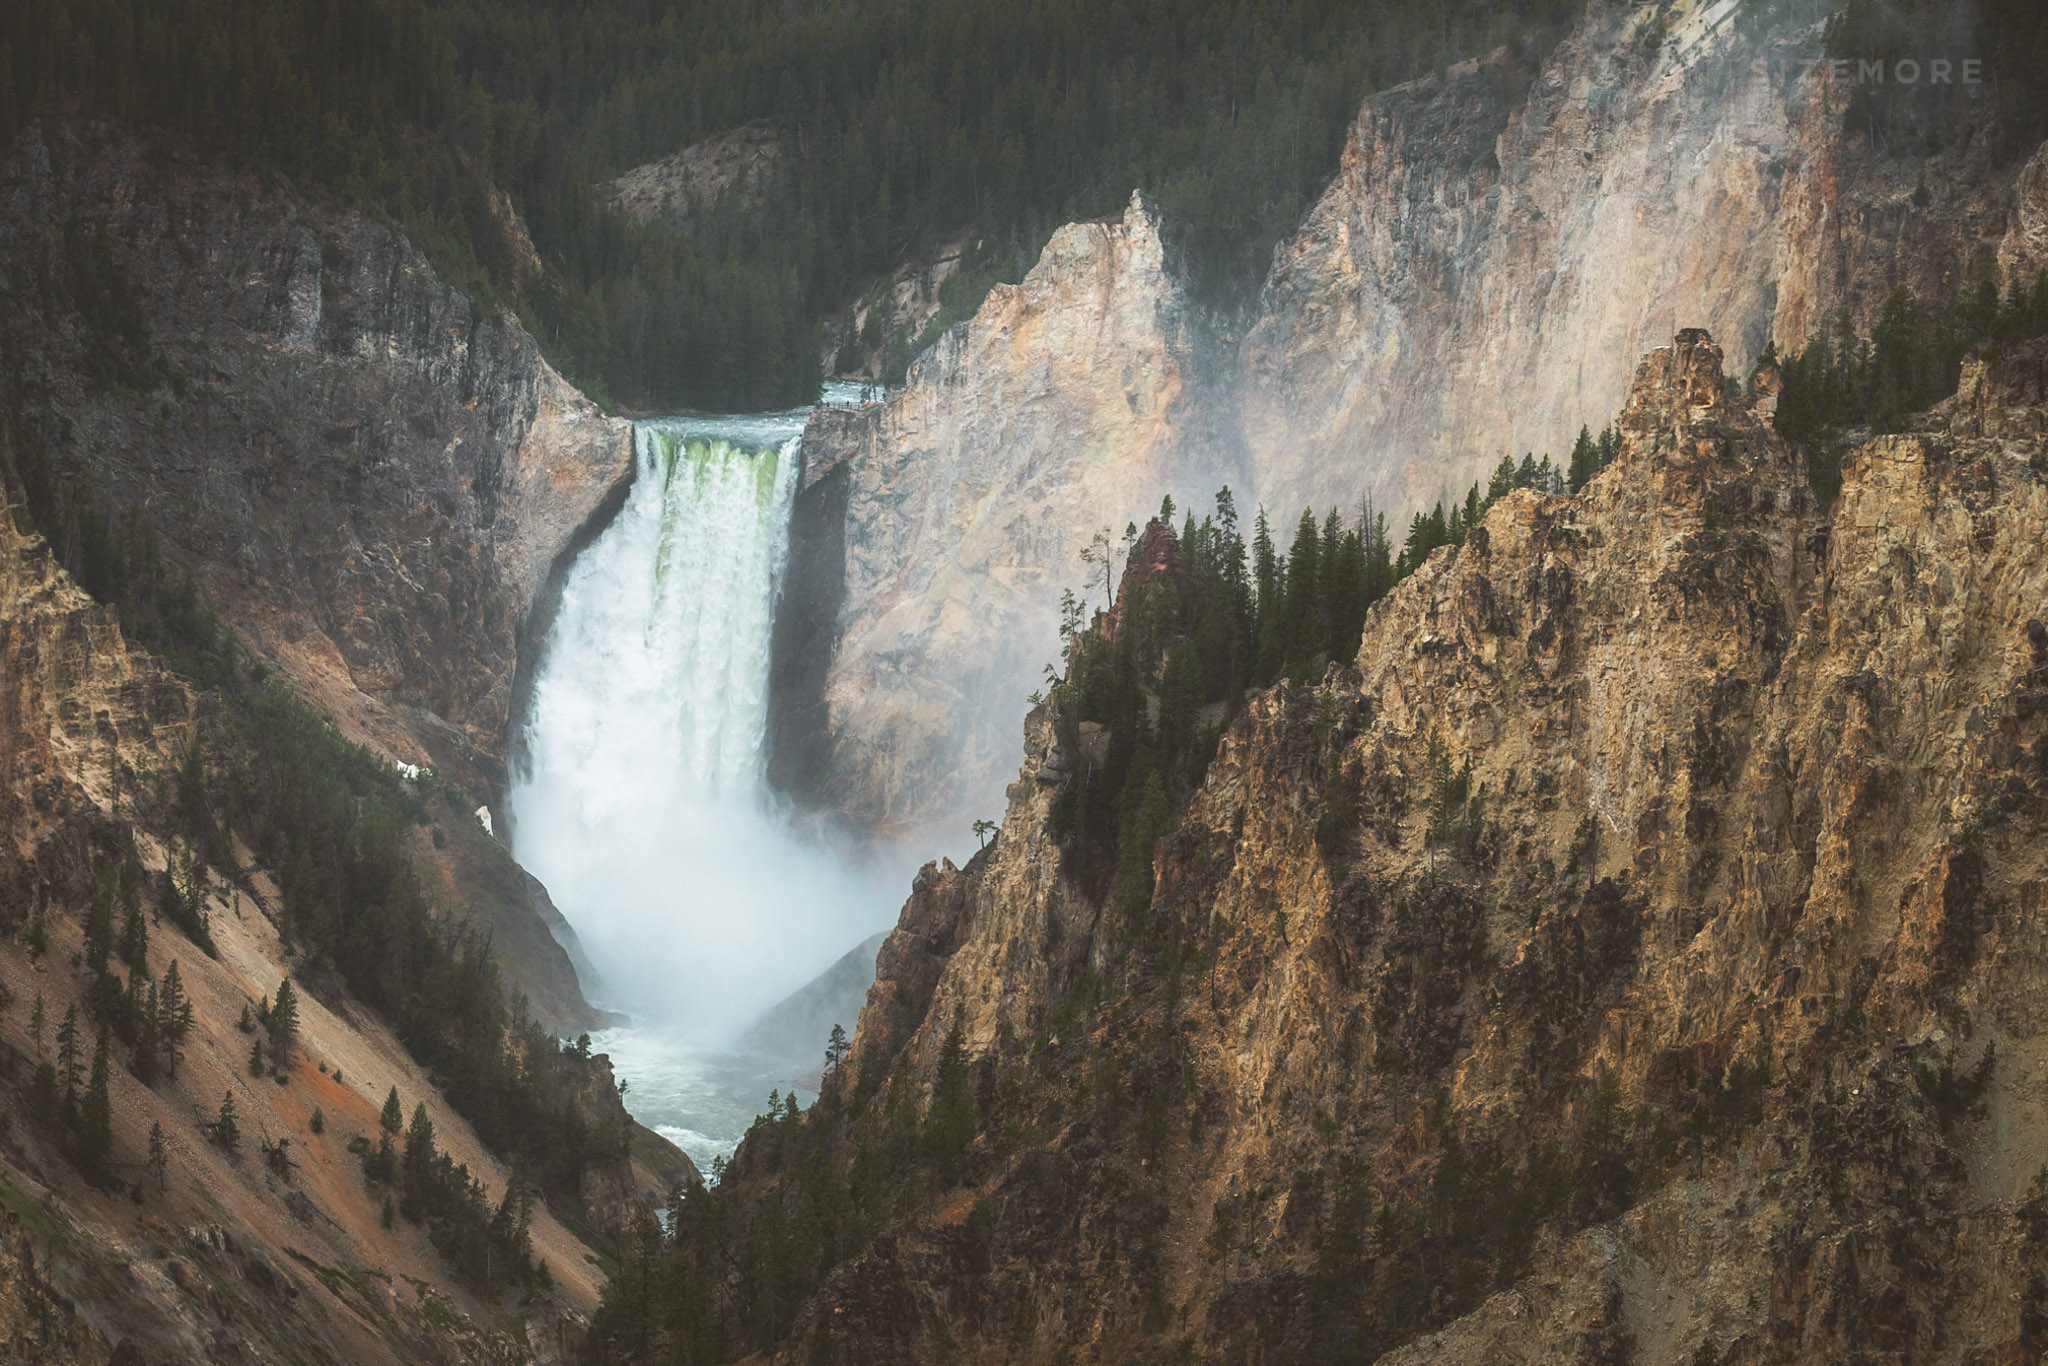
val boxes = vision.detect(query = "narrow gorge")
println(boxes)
[626,329,2048,1366]
[3,0,2048,1362]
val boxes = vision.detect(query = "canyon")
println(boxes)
[786,0,2048,841]
[4,0,2048,1362]
[707,327,2048,1364]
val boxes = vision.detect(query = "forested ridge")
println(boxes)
[1,0,1585,410]
[6,0,2048,409]
[1,411,625,1297]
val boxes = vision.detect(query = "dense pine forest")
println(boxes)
[1774,275,2048,497]
[0,0,1592,410]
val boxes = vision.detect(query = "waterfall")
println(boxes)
[509,411,897,1048]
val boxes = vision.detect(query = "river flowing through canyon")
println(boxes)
[508,385,908,1172]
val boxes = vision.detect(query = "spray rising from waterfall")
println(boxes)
[508,412,901,1050]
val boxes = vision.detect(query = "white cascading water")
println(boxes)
[508,398,902,1168]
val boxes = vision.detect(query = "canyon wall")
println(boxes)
[0,122,634,1024]
[1246,0,2045,520]
[788,0,2048,842]
[731,329,2048,1364]
[0,502,691,1364]
[791,191,1244,839]
[1258,0,2048,514]
[0,123,634,792]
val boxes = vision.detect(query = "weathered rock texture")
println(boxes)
[728,331,2048,1365]
[607,123,783,237]
[1244,0,2034,519]
[0,122,633,786]
[0,121,632,1024]
[0,503,669,1364]
[791,190,1242,838]
[0,484,196,854]
[787,0,2048,840]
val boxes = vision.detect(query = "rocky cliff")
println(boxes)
[1244,0,2045,519]
[0,121,633,795]
[782,0,2048,843]
[0,500,674,1364]
[788,190,1243,838]
[706,329,2048,1364]
[0,121,635,1026]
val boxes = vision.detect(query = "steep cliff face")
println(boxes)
[0,122,633,788]
[0,504,662,1364]
[0,497,196,855]
[785,1,2048,841]
[0,121,632,1024]
[792,191,1243,838]
[719,330,2048,1364]
[1242,0,2039,519]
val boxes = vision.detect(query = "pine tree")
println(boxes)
[1362,508,1393,610]
[1318,507,1345,655]
[268,977,300,1072]
[156,961,192,1077]
[1596,422,1622,469]
[1567,424,1598,491]
[1487,455,1517,502]
[382,1086,404,1134]
[1250,508,1282,683]
[56,1003,82,1105]
[368,1132,397,1184]
[119,897,149,971]
[825,1024,850,1072]
[248,1036,265,1076]
[402,1103,437,1221]
[80,1026,114,1179]
[1282,508,1323,683]
[148,1121,169,1191]
[215,1092,240,1152]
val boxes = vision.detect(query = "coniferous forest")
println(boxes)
[2,412,613,1298]
[1,0,1595,410]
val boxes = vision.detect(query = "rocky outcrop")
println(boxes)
[0,122,634,790]
[606,123,783,237]
[726,331,2048,1364]
[0,121,632,1023]
[0,482,196,858]
[540,1049,701,1239]
[790,190,1243,837]
[787,2,2048,842]
[1242,0,2033,519]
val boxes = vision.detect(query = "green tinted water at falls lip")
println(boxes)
[651,435,784,594]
